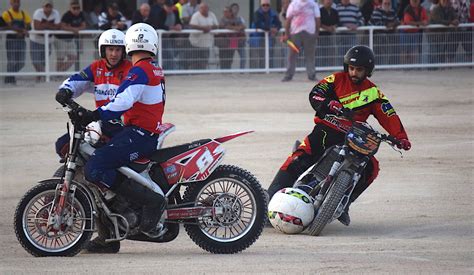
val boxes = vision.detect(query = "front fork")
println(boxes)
[48,130,83,231]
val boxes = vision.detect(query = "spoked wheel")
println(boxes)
[183,165,266,254]
[14,180,93,257]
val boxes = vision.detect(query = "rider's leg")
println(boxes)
[338,157,380,226]
[84,126,166,235]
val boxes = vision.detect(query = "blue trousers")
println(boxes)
[84,126,159,188]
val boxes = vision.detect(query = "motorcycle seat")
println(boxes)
[150,139,212,163]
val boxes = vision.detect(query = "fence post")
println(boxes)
[158,30,163,68]
[264,31,269,73]
[45,31,50,82]
[369,28,373,49]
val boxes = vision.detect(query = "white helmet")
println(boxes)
[98,29,126,59]
[125,23,158,56]
[268,188,315,234]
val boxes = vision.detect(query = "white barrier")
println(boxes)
[0,24,472,82]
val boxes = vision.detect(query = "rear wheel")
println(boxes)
[183,165,266,254]
[13,179,93,257]
[307,170,352,236]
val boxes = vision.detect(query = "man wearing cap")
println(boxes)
[30,1,61,81]
[2,0,31,84]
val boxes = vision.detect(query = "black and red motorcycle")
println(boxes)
[14,99,266,256]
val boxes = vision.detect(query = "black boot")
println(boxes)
[84,218,120,253]
[111,179,166,236]
[337,202,352,226]
[267,170,298,200]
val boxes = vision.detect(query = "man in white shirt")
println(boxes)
[188,2,218,69]
[281,0,321,82]
[30,0,60,80]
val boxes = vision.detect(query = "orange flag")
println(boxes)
[286,40,300,54]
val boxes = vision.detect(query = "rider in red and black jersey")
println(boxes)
[267,45,411,226]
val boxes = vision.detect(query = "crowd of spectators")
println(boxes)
[1,0,473,83]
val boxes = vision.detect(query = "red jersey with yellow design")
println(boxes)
[309,72,408,140]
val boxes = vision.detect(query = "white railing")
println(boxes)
[0,23,472,82]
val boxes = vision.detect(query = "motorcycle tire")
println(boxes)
[53,166,65,177]
[183,165,266,254]
[307,170,352,236]
[14,179,93,257]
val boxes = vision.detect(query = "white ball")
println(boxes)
[268,188,315,234]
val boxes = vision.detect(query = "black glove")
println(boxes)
[73,107,101,127]
[56,88,73,106]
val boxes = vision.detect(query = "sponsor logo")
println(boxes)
[132,33,149,43]
[324,116,351,132]
[96,68,103,77]
[165,165,177,174]
[324,74,335,83]
[104,38,124,44]
[381,102,396,116]
[94,86,117,96]
[105,71,113,77]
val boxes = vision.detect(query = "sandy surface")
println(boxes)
[0,69,473,274]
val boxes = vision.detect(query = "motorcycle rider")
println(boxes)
[267,45,411,226]
[55,28,132,159]
[56,23,166,253]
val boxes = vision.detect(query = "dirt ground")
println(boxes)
[0,69,473,274]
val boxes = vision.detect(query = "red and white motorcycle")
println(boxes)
[14,100,266,256]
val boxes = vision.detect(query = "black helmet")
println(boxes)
[343,45,375,77]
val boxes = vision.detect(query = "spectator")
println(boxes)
[182,0,200,28]
[370,0,400,64]
[188,2,218,69]
[319,0,340,67]
[84,3,103,29]
[230,3,247,69]
[2,0,31,85]
[54,0,86,72]
[361,0,382,24]
[156,0,183,70]
[149,0,165,29]
[400,0,428,64]
[249,0,282,69]
[98,2,127,30]
[30,0,60,81]
[131,3,153,25]
[451,0,471,61]
[281,0,321,82]
[397,0,410,20]
[430,0,459,63]
[217,6,245,69]
[336,0,364,56]
[175,0,188,20]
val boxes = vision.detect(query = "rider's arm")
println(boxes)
[309,75,338,118]
[371,90,409,140]
[96,67,148,121]
[59,65,95,98]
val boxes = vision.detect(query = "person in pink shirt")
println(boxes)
[281,0,321,82]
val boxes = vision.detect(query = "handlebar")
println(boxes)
[332,107,401,147]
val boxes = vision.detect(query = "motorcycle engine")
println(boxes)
[109,196,140,229]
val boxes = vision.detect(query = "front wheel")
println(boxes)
[13,179,93,257]
[307,170,352,236]
[183,165,266,254]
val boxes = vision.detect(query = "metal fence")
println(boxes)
[0,24,472,82]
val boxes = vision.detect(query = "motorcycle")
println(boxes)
[292,108,402,236]
[14,99,267,257]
